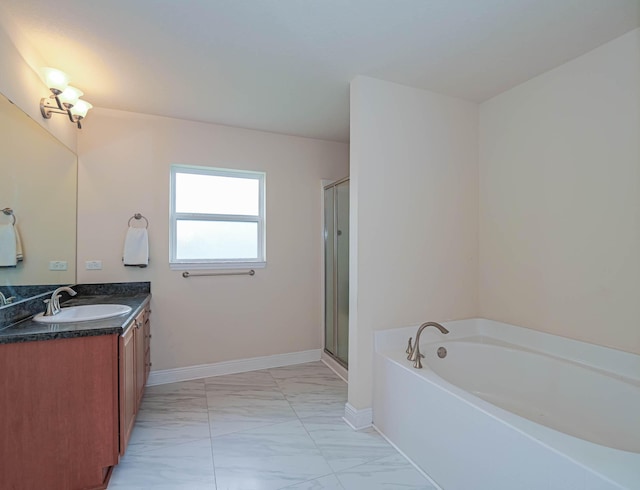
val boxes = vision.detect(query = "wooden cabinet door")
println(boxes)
[0,335,119,490]
[134,310,146,407]
[143,306,151,385]
[119,325,136,456]
[118,303,151,456]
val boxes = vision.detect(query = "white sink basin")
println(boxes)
[33,304,133,323]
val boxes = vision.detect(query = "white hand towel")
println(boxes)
[0,224,18,267]
[123,227,149,267]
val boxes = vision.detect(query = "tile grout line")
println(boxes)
[203,378,219,490]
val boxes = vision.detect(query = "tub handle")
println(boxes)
[406,337,413,358]
[413,351,425,369]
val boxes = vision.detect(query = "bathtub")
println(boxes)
[373,319,640,490]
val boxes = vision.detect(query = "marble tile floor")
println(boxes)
[109,361,436,490]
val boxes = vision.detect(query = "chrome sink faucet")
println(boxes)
[406,321,449,369]
[43,287,77,316]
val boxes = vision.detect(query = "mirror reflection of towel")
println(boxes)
[0,224,22,267]
[123,227,149,267]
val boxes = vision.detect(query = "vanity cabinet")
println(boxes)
[0,334,120,490]
[0,298,151,490]
[119,304,151,455]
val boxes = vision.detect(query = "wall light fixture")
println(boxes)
[39,67,92,129]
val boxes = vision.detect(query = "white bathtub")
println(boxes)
[373,319,640,490]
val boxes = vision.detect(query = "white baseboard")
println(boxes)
[147,349,322,386]
[320,352,348,383]
[343,402,373,430]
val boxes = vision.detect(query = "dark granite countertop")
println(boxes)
[0,293,151,344]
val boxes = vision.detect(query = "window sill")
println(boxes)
[169,261,266,271]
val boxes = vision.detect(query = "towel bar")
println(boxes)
[182,270,255,278]
[128,213,149,228]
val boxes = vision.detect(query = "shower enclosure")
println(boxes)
[323,177,349,367]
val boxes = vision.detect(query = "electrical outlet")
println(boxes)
[85,260,103,270]
[49,260,68,271]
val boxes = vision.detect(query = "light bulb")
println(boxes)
[70,99,93,119]
[40,67,69,94]
[57,86,84,108]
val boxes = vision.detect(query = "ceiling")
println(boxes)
[2,0,639,142]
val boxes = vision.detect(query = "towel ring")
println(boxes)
[128,213,149,228]
[2,208,15,225]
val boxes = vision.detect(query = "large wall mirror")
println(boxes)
[0,92,77,308]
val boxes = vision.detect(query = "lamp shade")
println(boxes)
[40,67,69,93]
[57,86,84,108]
[70,99,92,119]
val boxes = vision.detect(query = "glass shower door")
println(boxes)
[324,178,349,367]
[324,186,335,357]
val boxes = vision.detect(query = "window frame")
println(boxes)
[169,164,266,270]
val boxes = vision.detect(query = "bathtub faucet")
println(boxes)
[407,321,449,369]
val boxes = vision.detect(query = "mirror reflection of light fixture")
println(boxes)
[39,67,92,129]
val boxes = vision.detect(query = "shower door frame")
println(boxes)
[323,176,349,369]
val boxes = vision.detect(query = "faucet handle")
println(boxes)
[408,344,425,362]
[43,295,62,316]
[405,337,413,356]
[43,298,54,315]
[411,344,425,368]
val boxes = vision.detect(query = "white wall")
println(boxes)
[479,28,640,354]
[77,108,348,371]
[349,76,478,409]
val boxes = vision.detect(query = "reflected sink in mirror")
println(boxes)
[32,304,132,323]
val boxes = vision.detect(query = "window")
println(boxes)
[169,165,266,269]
